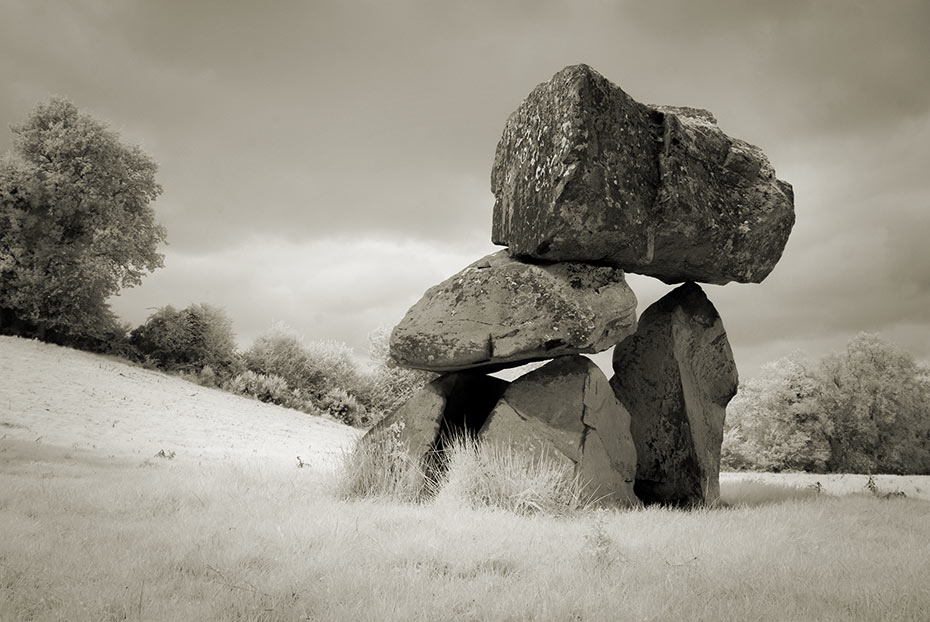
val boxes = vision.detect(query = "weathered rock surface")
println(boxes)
[610,282,738,506]
[390,250,637,372]
[364,372,509,462]
[491,64,795,285]
[480,355,639,506]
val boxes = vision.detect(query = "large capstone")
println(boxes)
[610,282,738,507]
[491,64,795,285]
[390,250,637,372]
[480,355,639,506]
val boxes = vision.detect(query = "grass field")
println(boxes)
[2,336,929,621]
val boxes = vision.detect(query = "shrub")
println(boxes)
[337,422,427,501]
[319,387,369,427]
[180,364,220,388]
[224,370,308,411]
[242,324,316,390]
[130,303,240,379]
[303,339,365,398]
[242,324,375,425]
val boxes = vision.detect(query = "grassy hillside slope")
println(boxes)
[0,335,360,469]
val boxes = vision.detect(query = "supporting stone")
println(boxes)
[610,283,738,506]
[481,355,639,506]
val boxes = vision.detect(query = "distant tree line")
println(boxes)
[722,333,930,475]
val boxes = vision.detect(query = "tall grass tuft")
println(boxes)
[435,434,596,516]
[336,422,427,502]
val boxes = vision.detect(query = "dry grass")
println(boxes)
[336,421,428,502]
[337,431,597,515]
[3,438,930,621]
[433,434,598,516]
[2,336,930,620]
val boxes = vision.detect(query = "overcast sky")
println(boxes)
[2,0,928,378]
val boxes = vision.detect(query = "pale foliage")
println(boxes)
[723,353,832,472]
[224,370,309,411]
[724,333,930,474]
[242,323,370,424]
[366,326,436,417]
[0,98,165,340]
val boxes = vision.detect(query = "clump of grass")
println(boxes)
[336,422,427,501]
[335,428,595,516]
[434,434,596,516]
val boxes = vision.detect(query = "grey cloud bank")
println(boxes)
[1,0,928,376]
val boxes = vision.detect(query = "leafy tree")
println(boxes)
[723,353,832,472]
[722,333,930,474]
[131,303,239,377]
[0,98,165,342]
[815,333,930,474]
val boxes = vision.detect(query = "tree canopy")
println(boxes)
[723,333,930,474]
[131,304,239,375]
[0,98,166,342]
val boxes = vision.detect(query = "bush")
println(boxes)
[242,324,371,425]
[243,326,362,397]
[130,304,240,379]
[242,325,316,390]
[319,387,369,427]
[224,370,309,411]
[303,339,365,398]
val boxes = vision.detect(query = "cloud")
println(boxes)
[4,0,929,380]
[620,0,930,138]
[109,234,499,355]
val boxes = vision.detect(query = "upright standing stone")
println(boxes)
[491,64,795,285]
[610,282,738,506]
[481,355,639,506]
